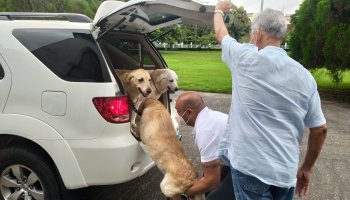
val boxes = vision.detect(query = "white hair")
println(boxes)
[251,8,287,40]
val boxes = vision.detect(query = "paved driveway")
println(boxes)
[78,91,349,200]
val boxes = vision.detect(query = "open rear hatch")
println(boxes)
[92,0,215,142]
[92,0,215,38]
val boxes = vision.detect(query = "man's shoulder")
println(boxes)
[208,109,228,120]
[222,35,253,51]
[286,56,316,86]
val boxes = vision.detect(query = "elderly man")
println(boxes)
[214,1,327,200]
[175,91,234,199]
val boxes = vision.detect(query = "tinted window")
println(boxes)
[124,11,179,26]
[13,29,110,82]
[107,39,156,69]
[0,63,4,79]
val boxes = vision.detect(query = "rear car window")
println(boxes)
[104,38,156,69]
[0,63,4,79]
[13,29,110,82]
[128,11,179,26]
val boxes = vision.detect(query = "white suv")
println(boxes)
[0,0,214,199]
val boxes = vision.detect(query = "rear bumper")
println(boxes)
[66,123,154,188]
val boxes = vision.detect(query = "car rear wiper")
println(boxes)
[150,28,175,43]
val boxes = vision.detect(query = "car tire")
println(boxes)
[0,145,61,200]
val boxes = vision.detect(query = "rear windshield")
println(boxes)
[102,36,157,70]
[123,11,179,26]
[13,29,110,82]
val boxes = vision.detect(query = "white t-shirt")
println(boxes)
[193,107,228,163]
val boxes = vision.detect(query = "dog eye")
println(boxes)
[169,80,174,83]
[138,78,144,82]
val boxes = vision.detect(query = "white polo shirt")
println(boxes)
[193,107,228,163]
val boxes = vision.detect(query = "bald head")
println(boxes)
[175,92,206,127]
[176,92,206,114]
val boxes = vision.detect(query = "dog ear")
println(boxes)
[125,73,134,84]
[152,69,167,83]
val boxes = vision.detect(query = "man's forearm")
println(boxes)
[185,159,221,197]
[301,124,327,170]
[214,12,229,43]
[214,0,231,43]
[185,175,219,197]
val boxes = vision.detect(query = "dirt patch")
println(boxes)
[318,88,350,104]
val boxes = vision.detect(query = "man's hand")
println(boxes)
[214,0,232,43]
[215,0,233,13]
[296,166,312,197]
[184,159,221,197]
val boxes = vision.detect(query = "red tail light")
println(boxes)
[92,96,130,123]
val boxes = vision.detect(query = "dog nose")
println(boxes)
[175,87,178,91]
[147,88,152,94]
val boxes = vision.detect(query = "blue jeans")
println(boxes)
[206,166,235,200]
[231,168,295,200]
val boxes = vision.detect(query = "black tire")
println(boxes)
[0,145,61,200]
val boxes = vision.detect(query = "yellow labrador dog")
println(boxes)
[149,69,179,99]
[138,98,203,200]
[118,69,152,138]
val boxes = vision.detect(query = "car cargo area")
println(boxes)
[99,31,171,107]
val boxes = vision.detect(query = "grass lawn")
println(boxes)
[311,68,350,90]
[161,50,350,93]
[161,50,231,93]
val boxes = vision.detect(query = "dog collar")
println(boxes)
[129,99,143,116]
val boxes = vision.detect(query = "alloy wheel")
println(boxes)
[1,164,44,200]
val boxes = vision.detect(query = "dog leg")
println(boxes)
[129,111,140,138]
[160,174,183,199]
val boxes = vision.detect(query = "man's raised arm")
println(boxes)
[214,0,232,43]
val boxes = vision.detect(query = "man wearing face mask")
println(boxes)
[175,91,234,199]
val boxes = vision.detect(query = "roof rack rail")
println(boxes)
[0,12,92,23]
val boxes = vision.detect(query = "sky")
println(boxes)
[205,0,304,14]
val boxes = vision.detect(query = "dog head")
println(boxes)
[151,69,179,94]
[125,69,152,98]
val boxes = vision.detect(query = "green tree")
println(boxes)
[148,25,184,49]
[323,24,350,83]
[289,0,319,66]
[183,25,215,47]
[226,5,251,42]
[289,0,350,84]
[148,24,216,49]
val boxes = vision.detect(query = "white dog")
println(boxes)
[149,69,179,99]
